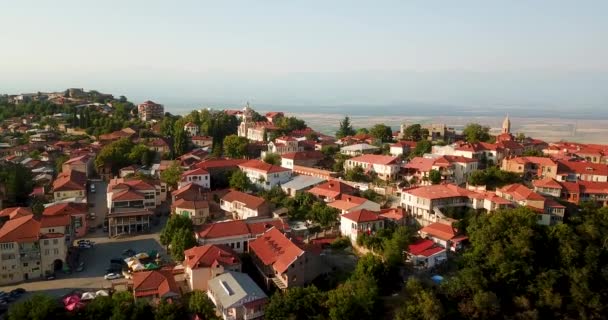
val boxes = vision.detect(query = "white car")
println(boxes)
[104,273,123,280]
[90,184,96,193]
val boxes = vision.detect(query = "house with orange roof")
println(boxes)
[195,218,289,253]
[183,122,199,137]
[178,167,210,189]
[390,140,417,157]
[497,183,565,225]
[419,221,468,252]
[533,178,608,206]
[190,135,213,148]
[265,111,284,123]
[52,169,87,201]
[248,228,322,289]
[172,198,210,225]
[379,207,407,225]
[307,180,357,202]
[401,184,477,226]
[406,239,447,270]
[266,136,303,156]
[0,214,70,285]
[146,138,171,154]
[339,209,385,242]
[327,194,380,214]
[501,156,558,179]
[132,269,180,302]
[280,151,324,170]
[107,178,162,212]
[43,202,88,237]
[220,190,270,220]
[61,154,94,177]
[344,154,400,181]
[556,160,608,182]
[183,244,240,291]
[238,160,292,190]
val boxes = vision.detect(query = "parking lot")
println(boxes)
[0,232,169,298]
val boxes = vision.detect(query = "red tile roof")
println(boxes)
[408,239,445,257]
[379,208,405,221]
[221,190,267,210]
[281,151,324,161]
[40,214,70,228]
[132,269,180,299]
[349,154,399,165]
[238,160,290,174]
[341,209,382,223]
[0,215,40,243]
[557,160,608,176]
[499,184,546,201]
[183,244,239,269]
[308,181,356,199]
[112,189,145,201]
[0,207,33,220]
[181,167,210,177]
[404,157,435,172]
[194,158,248,170]
[249,228,304,274]
[173,198,209,210]
[43,202,88,216]
[328,194,370,211]
[196,218,290,240]
[52,170,86,192]
[419,222,457,241]
[513,156,557,167]
[532,177,562,189]
[404,184,471,200]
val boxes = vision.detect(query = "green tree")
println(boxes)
[410,140,432,158]
[160,162,183,189]
[356,128,369,135]
[229,170,251,191]
[0,162,33,206]
[360,189,383,203]
[83,296,113,320]
[263,153,281,165]
[32,200,45,217]
[155,300,186,320]
[403,124,424,141]
[336,116,356,138]
[265,286,327,320]
[429,169,442,185]
[173,124,188,157]
[369,124,393,142]
[307,202,339,228]
[395,279,444,320]
[326,277,379,320]
[344,166,367,182]
[54,154,69,173]
[170,227,197,261]
[94,138,135,174]
[463,123,491,143]
[129,144,153,165]
[223,135,249,159]
[187,290,220,320]
[160,214,194,246]
[7,294,62,320]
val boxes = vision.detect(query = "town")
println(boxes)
[0,89,607,319]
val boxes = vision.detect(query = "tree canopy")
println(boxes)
[223,135,249,159]
[467,167,521,189]
[336,116,356,139]
[229,170,251,191]
[410,140,432,158]
[160,162,183,189]
[160,215,196,261]
[369,124,393,142]
[462,123,492,143]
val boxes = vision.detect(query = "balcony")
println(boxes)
[244,311,265,320]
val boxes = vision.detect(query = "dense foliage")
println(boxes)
[94,138,153,174]
[467,167,522,189]
[336,116,356,139]
[7,290,218,320]
[462,123,492,143]
[0,162,33,206]
[160,215,196,261]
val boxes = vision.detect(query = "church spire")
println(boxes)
[502,114,511,134]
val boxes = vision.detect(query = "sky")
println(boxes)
[1,0,607,114]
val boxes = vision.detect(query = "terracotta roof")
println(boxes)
[112,189,145,201]
[40,214,70,228]
[349,154,399,165]
[43,202,87,216]
[238,160,290,174]
[184,122,197,127]
[197,220,251,239]
[194,158,248,170]
[249,228,304,274]
[341,209,382,223]
[379,208,405,221]
[64,154,90,165]
[328,194,370,211]
[408,239,445,257]
[557,160,608,176]
[0,215,40,243]
[53,170,86,192]
[173,198,209,210]
[132,270,180,299]
[281,151,324,161]
[391,140,417,148]
[545,198,566,209]
[532,177,563,189]
[404,157,435,172]
[578,181,608,194]
[512,156,557,167]
[221,190,267,210]
[183,244,239,269]
[181,167,209,177]
[0,207,33,220]
[172,183,214,201]
[419,222,457,241]
[404,184,471,200]
[499,184,546,202]
[108,178,157,192]
[308,181,356,199]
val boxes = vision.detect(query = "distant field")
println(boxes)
[288,113,608,144]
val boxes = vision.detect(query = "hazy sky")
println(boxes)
[1,0,607,112]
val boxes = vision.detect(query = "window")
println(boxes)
[236,242,240,249]
[43,240,49,245]
[53,249,59,255]
[53,239,59,245]
[23,263,28,267]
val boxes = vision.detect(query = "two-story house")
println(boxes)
[280,151,324,170]
[195,218,290,253]
[52,170,87,202]
[238,160,292,190]
[307,180,357,202]
[172,198,210,225]
[132,269,180,302]
[178,167,211,189]
[183,244,241,291]
[248,228,322,290]
[344,154,400,181]
[220,190,270,220]
[327,194,381,214]
[501,157,558,179]
[339,209,385,243]
[61,154,95,178]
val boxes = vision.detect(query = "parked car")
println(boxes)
[76,262,85,272]
[11,288,25,295]
[90,184,96,193]
[46,273,56,280]
[104,273,123,280]
[88,212,96,220]
[78,243,92,249]
[77,239,94,245]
